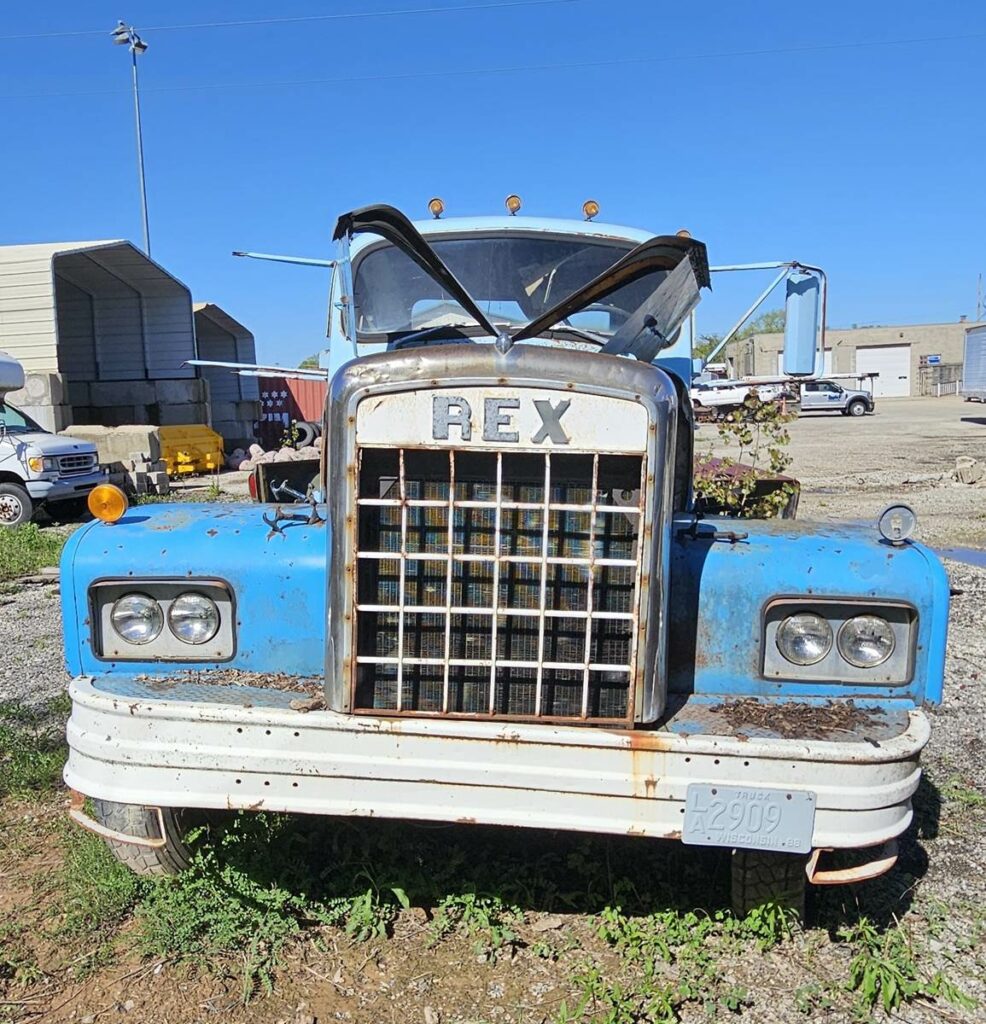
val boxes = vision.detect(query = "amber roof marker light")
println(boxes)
[505,194,522,215]
[428,197,444,219]
[88,483,129,524]
[582,199,600,221]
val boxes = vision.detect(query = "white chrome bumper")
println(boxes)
[65,677,929,850]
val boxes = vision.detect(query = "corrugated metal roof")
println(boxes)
[193,302,254,342]
[0,240,195,377]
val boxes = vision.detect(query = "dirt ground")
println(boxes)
[1,396,984,1024]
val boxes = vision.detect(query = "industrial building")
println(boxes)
[727,318,982,398]
[0,241,259,442]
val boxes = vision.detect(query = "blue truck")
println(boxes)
[60,202,947,915]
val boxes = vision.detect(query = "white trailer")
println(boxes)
[962,325,986,401]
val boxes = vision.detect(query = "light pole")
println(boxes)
[111,21,151,255]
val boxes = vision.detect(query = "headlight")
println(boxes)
[838,615,896,668]
[27,456,59,474]
[775,612,833,666]
[168,592,220,645]
[110,593,164,645]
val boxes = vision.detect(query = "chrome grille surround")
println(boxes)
[327,344,677,725]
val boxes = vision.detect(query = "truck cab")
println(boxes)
[0,353,102,526]
[60,204,947,915]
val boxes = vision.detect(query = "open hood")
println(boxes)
[333,204,710,360]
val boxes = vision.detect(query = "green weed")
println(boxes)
[60,829,146,938]
[839,917,975,1017]
[941,774,986,809]
[430,892,521,956]
[0,523,67,581]
[0,698,69,797]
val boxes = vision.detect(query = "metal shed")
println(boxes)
[193,303,261,442]
[0,240,207,429]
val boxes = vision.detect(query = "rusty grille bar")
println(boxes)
[353,447,646,722]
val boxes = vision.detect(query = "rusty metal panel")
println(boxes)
[65,676,930,851]
[327,343,677,725]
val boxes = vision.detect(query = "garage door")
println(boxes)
[855,345,911,398]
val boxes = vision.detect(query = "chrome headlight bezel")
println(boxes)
[762,598,916,685]
[90,578,235,661]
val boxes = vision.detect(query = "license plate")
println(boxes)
[682,785,816,854]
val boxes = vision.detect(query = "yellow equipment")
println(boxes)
[159,425,224,477]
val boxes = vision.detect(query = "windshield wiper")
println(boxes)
[512,235,710,359]
[390,323,477,349]
[333,205,500,339]
[544,325,607,347]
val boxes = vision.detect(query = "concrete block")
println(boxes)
[153,378,209,405]
[65,380,91,406]
[210,401,239,422]
[235,400,262,419]
[99,405,150,427]
[955,456,984,485]
[7,372,65,407]
[148,471,170,496]
[90,380,156,408]
[61,424,162,468]
[212,421,259,448]
[19,403,72,433]
[153,403,209,426]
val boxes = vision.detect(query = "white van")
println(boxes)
[0,353,102,526]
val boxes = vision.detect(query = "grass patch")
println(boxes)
[0,696,70,797]
[840,917,976,1017]
[0,523,68,581]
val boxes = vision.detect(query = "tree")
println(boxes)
[298,353,320,369]
[697,309,786,362]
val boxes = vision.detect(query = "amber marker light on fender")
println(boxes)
[88,483,129,524]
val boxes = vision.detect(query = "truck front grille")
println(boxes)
[353,447,646,722]
[57,453,97,475]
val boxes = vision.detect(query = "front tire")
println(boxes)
[847,399,867,417]
[0,482,32,526]
[92,799,194,876]
[731,849,808,919]
[47,497,89,523]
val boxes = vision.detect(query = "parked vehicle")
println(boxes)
[690,379,794,420]
[961,324,986,401]
[61,203,947,916]
[0,353,102,526]
[799,379,874,416]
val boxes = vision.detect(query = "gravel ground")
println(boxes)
[0,581,69,709]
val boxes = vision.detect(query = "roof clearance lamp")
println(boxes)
[505,194,522,215]
[428,197,445,219]
[582,199,600,221]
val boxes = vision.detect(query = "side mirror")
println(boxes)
[782,272,821,377]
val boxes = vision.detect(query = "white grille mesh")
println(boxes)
[353,447,646,721]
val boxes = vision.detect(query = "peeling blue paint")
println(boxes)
[61,503,327,678]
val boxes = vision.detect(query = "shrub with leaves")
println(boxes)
[693,393,797,519]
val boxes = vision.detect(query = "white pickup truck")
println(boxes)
[689,379,791,420]
[0,353,102,526]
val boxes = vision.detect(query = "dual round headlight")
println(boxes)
[110,592,220,646]
[775,611,895,668]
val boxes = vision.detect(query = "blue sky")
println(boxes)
[1,0,984,366]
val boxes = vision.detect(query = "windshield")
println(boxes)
[351,233,669,340]
[0,402,43,435]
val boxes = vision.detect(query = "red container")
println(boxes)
[257,375,328,449]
